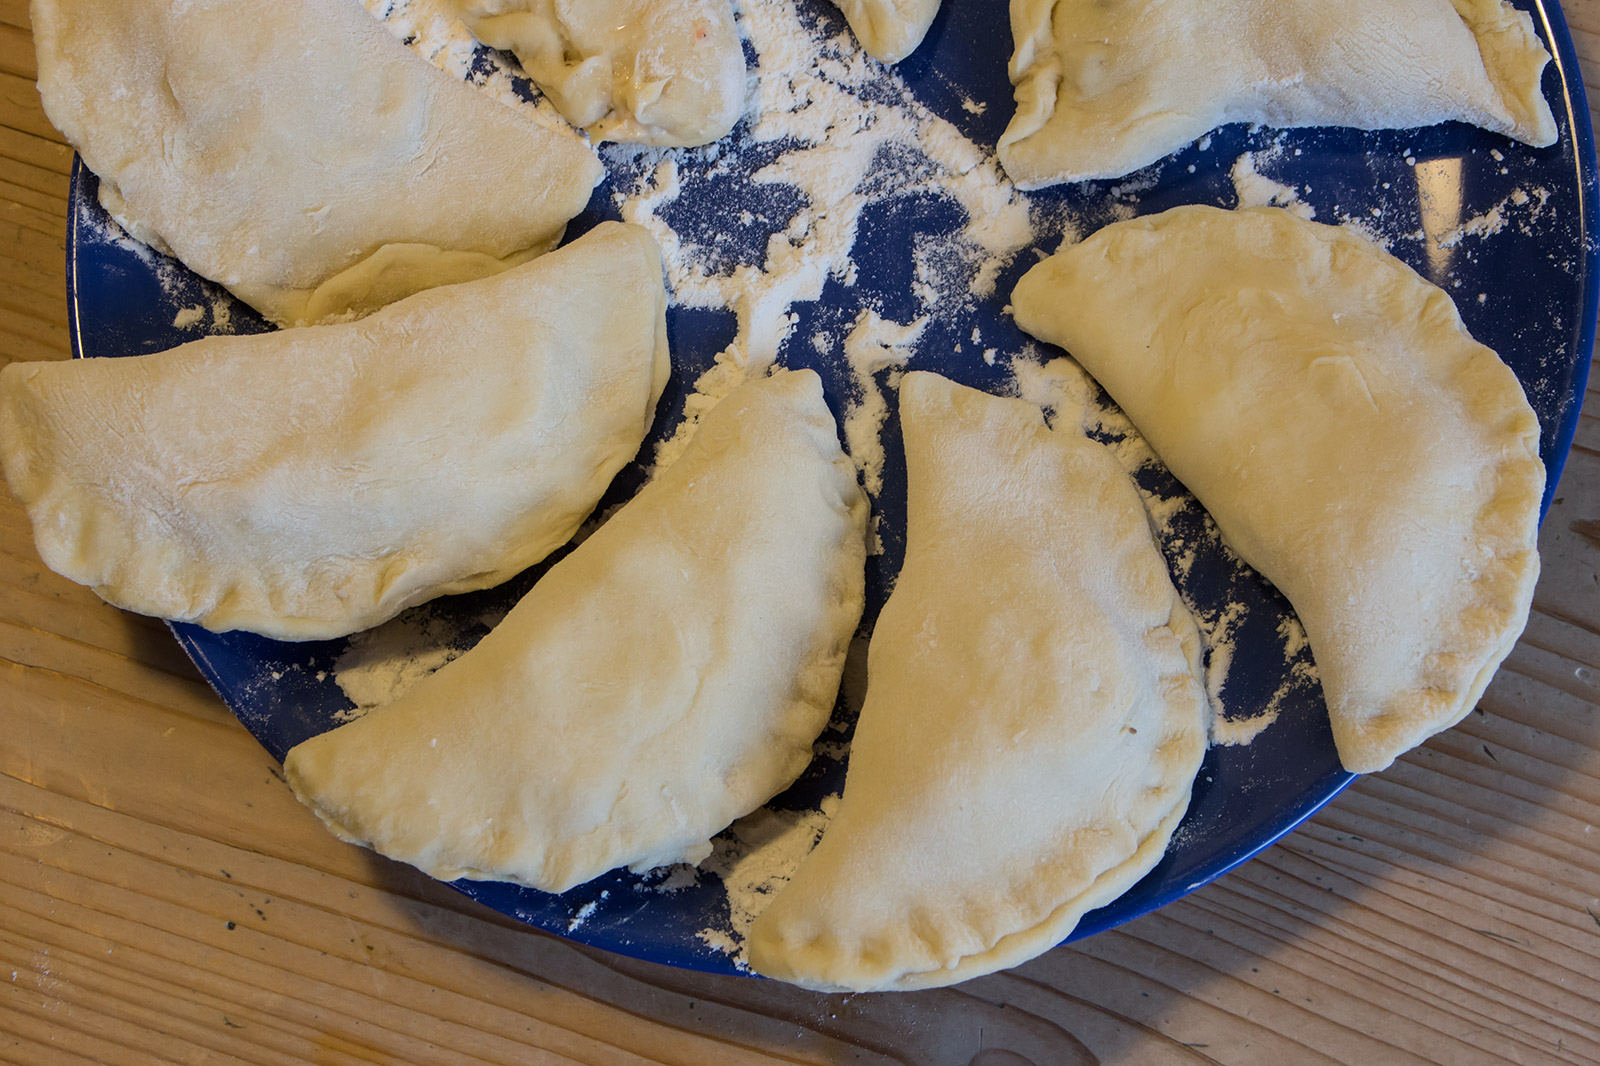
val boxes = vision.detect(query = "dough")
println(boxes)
[32,0,604,326]
[833,0,942,64]
[1012,206,1544,773]
[999,0,1558,187]
[284,369,868,894]
[0,223,669,642]
[748,372,1210,992]
[455,0,745,146]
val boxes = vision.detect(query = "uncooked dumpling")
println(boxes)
[0,222,669,642]
[33,0,604,326]
[748,371,1210,992]
[1000,0,1558,187]
[455,0,745,146]
[833,0,942,64]
[1012,206,1544,773]
[284,369,868,894]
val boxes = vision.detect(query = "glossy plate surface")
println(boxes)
[66,0,1596,976]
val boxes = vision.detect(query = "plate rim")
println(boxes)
[59,0,1600,979]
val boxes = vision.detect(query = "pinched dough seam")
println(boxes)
[1447,0,1559,144]
[762,602,1208,993]
[1338,386,1542,771]
[997,0,1063,156]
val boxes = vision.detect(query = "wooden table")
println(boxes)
[3,2,1598,1061]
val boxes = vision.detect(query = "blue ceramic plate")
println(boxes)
[66,0,1597,977]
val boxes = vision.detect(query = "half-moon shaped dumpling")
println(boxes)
[1012,206,1544,773]
[455,0,746,146]
[833,0,942,64]
[33,0,604,326]
[284,369,868,894]
[999,0,1558,187]
[748,371,1210,992]
[0,222,670,642]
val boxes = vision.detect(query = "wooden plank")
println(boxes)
[0,173,65,217]
[0,247,66,306]
[0,123,69,176]
[1,188,65,240]
[0,22,32,83]
[0,1,30,32]
[0,72,49,141]
[0,301,68,356]
[0,148,68,201]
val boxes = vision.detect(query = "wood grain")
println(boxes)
[2,3,1598,1063]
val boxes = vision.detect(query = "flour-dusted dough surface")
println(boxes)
[284,369,868,894]
[1012,206,1544,774]
[455,0,745,146]
[999,0,1558,187]
[32,0,603,326]
[748,372,1210,992]
[0,222,670,642]
[833,0,941,64]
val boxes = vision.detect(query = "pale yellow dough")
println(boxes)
[833,0,942,63]
[1000,0,1558,187]
[284,370,869,894]
[0,223,670,642]
[1012,206,1544,774]
[31,0,603,326]
[748,372,1210,992]
[455,0,745,146]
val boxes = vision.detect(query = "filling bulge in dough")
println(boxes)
[284,369,869,894]
[454,0,746,146]
[32,0,603,325]
[748,370,1210,992]
[999,0,1557,188]
[1011,205,1543,773]
[0,222,671,642]
[832,0,943,64]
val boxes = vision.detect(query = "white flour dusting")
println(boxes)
[1007,353,1311,748]
[1011,354,1156,493]
[361,0,574,137]
[565,892,607,932]
[1436,187,1551,248]
[841,309,924,498]
[1212,615,1319,745]
[74,193,245,327]
[1231,151,1315,219]
[642,864,702,893]
[601,0,1036,468]
[694,795,841,969]
[208,294,233,334]
[1279,614,1309,658]
[333,608,467,716]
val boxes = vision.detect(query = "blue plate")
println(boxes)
[65,0,1597,977]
